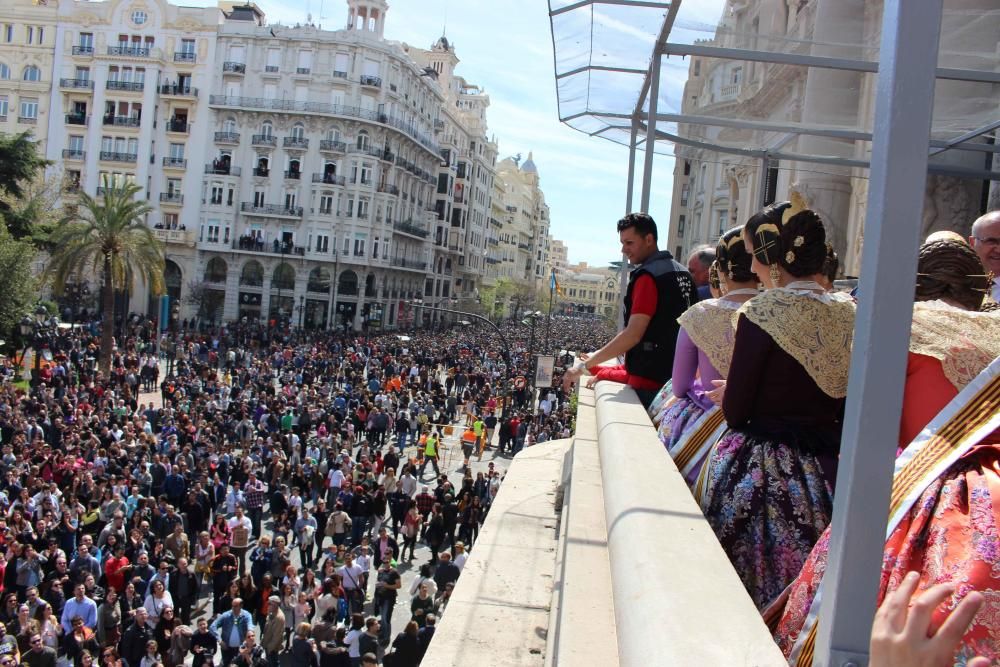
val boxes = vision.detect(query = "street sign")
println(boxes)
[534,355,555,388]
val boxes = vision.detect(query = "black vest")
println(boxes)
[623,250,694,385]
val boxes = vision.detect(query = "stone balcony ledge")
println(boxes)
[425,378,787,665]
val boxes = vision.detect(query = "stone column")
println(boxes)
[794,0,865,262]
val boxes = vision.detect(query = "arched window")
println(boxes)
[291,123,305,140]
[307,266,331,293]
[240,260,264,287]
[271,263,295,290]
[338,270,358,295]
[260,121,273,138]
[356,130,369,151]
[326,127,340,142]
[0,63,9,80]
[204,257,228,283]
[22,65,40,81]
[223,117,237,133]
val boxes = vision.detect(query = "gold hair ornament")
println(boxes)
[781,191,808,225]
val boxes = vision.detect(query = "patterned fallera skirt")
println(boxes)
[769,439,1000,665]
[656,397,705,452]
[699,428,838,610]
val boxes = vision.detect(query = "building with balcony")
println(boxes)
[548,237,569,276]
[407,37,498,312]
[663,0,1000,276]
[490,153,551,292]
[192,0,447,330]
[558,262,619,319]
[0,0,58,150]
[42,0,220,312]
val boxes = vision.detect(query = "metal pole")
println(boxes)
[756,153,770,209]
[639,53,660,212]
[619,122,640,331]
[814,0,943,664]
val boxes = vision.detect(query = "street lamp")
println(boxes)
[521,310,543,407]
[409,299,514,419]
[297,295,305,329]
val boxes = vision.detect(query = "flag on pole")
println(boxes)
[550,269,564,297]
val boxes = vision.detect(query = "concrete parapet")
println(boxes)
[593,381,786,667]
[420,438,570,667]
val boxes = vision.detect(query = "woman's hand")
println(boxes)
[706,380,726,406]
[870,571,988,667]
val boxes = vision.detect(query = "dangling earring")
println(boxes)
[769,264,781,288]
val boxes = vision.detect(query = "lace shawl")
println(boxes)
[736,289,856,398]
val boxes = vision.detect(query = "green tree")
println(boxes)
[0,226,37,341]
[46,178,164,373]
[0,132,49,238]
[0,169,63,249]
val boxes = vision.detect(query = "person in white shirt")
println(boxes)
[225,483,245,516]
[399,470,417,499]
[452,542,468,571]
[337,553,366,616]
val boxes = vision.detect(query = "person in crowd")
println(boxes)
[563,212,695,407]
[188,618,217,667]
[968,209,1000,303]
[699,198,857,610]
[687,245,716,301]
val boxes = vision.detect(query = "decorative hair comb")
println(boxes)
[781,190,808,225]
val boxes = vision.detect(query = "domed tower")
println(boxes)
[521,151,538,186]
[428,34,459,84]
[346,0,389,38]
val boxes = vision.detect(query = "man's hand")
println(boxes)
[562,367,583,392]
[706,380,726,406]
[870,571,988,667]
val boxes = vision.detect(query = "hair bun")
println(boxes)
[778,210,827,277]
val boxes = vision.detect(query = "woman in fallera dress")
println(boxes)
[698,197,856,610]
[770,237,1000,666]
[658,227,759,485]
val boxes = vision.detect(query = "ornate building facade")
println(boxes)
[3,0,555,330]
[0,0,57,152]
[664,0,999,277]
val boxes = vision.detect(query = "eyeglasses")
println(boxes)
[974,236,1000,248]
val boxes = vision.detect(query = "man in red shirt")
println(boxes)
[563,212,694,406]
[104,543,131,593]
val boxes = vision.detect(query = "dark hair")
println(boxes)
[708,261,721,291]
[779,210,827,277]
[616,212,657,242]
[744,201,827,279]
[744,202,791,266]
[716,226,756,284]
[823,243,839,283]
[915,239,988,311]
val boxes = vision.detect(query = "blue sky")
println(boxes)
[190,0,682,267]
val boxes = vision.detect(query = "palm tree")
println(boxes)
[47,177,164,373]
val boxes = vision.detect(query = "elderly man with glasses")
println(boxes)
[969,210,1000,303]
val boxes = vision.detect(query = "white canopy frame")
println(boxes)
[548,1,998,665]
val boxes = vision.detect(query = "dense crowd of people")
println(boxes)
[0,310,611,667]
